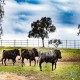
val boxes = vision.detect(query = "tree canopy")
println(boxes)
[0,0,5,39]
[28,17,56,47]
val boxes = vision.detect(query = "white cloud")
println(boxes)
[2,27,79,40]
[53,0,70,3]
[2,0,51,34]
[49,25,80,40]
[2,33,27,40]
[1,0,80,40]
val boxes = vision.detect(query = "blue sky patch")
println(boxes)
[16,12,33,21]
[15,0,25,3]
[17,12,33,16]
[57,11,77,26]
[15,0,41,4]
[26,0,41,4]
[14,28,25,33]
[19,17,27,21]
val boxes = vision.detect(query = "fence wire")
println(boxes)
[0,39,80,49]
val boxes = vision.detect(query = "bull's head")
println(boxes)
[32,48,39,56]
[53,49,62,59]
[58,50,62,59]
[14,49,20,56]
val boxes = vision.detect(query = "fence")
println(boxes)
[0,39,80,49]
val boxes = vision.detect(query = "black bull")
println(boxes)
[20,48,38,67]
[39,49,62,71]
[2,49,20,66]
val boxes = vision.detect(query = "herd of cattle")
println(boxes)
[0,48,62,71]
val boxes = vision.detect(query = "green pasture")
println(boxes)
[0,62,80,80]
[0,47,80,80]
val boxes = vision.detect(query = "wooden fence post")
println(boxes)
[1,39,2,47]
[70,40,71,48]
[0,39,2,47]
[66,40,67,48]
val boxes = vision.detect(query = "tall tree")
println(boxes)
[0,0,4,39]
[28,17,56,47]
[0,0,4,22]
[77,24,80,35]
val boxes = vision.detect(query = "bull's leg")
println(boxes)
[52,62,54,71]
[55,62,56,69]
[12,59,14,65]
[12,59,16,66]
[29,59,31,66]
[22,58,24,67]
[39,61,42,71]
[4,58,6,66]
[2,58,3,65]
[34,59,36,66]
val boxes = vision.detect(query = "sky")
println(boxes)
[2,0,80,40]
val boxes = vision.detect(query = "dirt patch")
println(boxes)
[25,74,53,80]
[0,72,26,80]
[0,72,53,80]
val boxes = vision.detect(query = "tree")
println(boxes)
[28,17,56,47]
[77,24,80,35]
[48,39,62,48]
[0,0,5,4]
[0,0,4,21]
[0,24,3,39]
[0,0,4,39]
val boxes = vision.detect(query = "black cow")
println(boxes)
[2,49,20,66]
[32,48,38,57]
[20,48,38,67]
[39,49,62,71]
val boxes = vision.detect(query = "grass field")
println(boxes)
[0,62,80,80]
[0,47,80,80]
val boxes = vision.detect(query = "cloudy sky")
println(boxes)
[2,0,80,40]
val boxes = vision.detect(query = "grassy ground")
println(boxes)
[0,62,80,80]
[0,47,80,80]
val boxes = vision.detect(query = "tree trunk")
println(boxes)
[42,38,44,47]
